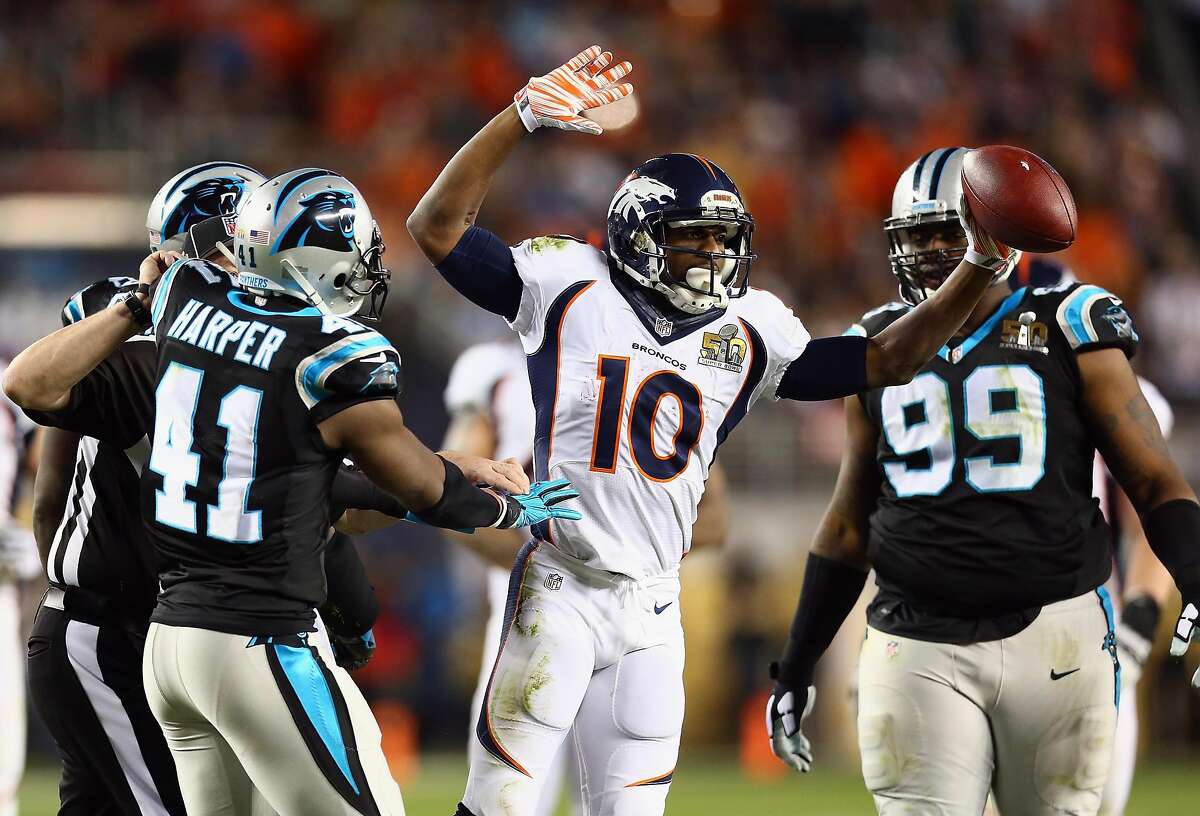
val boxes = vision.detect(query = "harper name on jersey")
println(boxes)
[847,282,1138,637]
[144,259,402,635]
[508,236,809,579]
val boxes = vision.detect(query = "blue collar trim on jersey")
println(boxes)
[608,267,727,344]
[227,290,322,317]
[937,286,1028,364]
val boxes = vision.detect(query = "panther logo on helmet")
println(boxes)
[161,176,251,239]
[274,190,358,253]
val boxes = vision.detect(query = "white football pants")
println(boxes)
[462,542,684,816]
[469,566,577,816]
[143,622,404,816]
[858,588,1119,815]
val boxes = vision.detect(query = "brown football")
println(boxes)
[960,145,1077,253]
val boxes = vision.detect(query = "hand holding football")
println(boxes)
[961,146,1077,253]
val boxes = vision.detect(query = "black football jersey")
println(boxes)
[23,276,159,618]
[848,282,1139,641]
[143,260,401,635]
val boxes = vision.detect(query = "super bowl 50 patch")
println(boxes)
[1000,312,1049,355]
[698,323,747,372]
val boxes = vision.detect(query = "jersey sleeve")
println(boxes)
[507,235,604,347]
[295,328,403,424]
[62,276,138,326]
[1053,284,1138,358]
[444,344,511,416]
[744,291,811,402]
[20,340,156,449]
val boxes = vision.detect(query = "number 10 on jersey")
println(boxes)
[589,355,704,482]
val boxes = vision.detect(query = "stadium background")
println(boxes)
[3,0,1200,812]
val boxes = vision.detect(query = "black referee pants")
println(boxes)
[27,600,185,816]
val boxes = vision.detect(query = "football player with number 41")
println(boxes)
[408,47,1026,816]
[767,147,1200,815]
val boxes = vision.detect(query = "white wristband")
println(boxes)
[964,247,1007,273]
[514,89,539,133]
[485,490,510,528]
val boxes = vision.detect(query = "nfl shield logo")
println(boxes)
[654,317,673,337]
[545,573,563,591]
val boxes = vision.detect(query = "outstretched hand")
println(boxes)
[440,452,530,495]
[514,45,633,135]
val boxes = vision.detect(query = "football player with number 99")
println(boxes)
[408,47,1026,816]
[767,147,1200,815]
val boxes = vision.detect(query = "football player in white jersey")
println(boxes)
[441,339,731,816]
[408,46,1022,816]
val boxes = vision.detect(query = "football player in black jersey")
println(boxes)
[766,147,1200,815]
[21,163,407,816]
[6,168,582,816]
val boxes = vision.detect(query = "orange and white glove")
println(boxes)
[514,45,633,136]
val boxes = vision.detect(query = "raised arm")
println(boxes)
[776,195,1017,401]
[1078,348,1200,686]
[767,396,880,773]
[4,252,175,411]
[407,45,632,264]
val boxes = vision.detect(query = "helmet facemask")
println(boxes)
[344,220,390,321]
[885,211,967,305]
[633,208,755,314]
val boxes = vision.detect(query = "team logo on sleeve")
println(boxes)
[361,360,399,392]
[1102,303,1137,340]
[275,190,357,253]
[698,323,747,372]
[1000,312,1049,355]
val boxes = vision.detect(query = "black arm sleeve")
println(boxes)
[774,553,869,687]
[776,335,870,401]
[435,225,523,321]
[412,457,506,530]
[330,466,409,520]
[320,532,378,636]
[21,341,156,449]
[1144,499,1200,596]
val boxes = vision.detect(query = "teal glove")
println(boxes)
[503,479,583,528]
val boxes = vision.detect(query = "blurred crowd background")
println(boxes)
[4,0,1200,778]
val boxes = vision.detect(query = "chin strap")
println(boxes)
[214,241,238,267]
[279,258,334,314]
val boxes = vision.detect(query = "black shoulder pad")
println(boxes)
[1043,282,1139,358]
[845,302,910,339]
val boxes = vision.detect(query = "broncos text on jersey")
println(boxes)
[847,282,1139,641]
[507,236,809,579]
[143,259,402,635]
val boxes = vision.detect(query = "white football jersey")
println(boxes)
[507,236,809,579]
